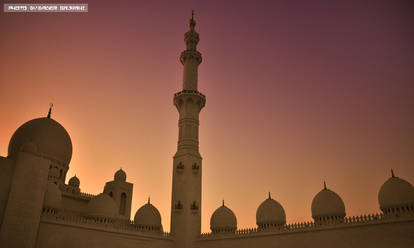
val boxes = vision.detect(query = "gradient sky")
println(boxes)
[1,0,413,232]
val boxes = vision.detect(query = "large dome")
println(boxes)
[256,193,286,228]
[210,202,237,233]
[87,193,118,218]
[134,199,162,231]
[8,117,72,165]
[43,182,62,210]
[311,184,345,221]
[378,172,414,212]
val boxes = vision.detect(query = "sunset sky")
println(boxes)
[1,0,413,232]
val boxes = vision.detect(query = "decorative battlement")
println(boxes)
[199,211,414,239]
[61,186,96,200]
[174,90,206,99]
[41,208,171,238]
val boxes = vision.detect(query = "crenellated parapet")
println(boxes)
[40,208,171,237]
[199,211,414,239]
[61,185,95,200]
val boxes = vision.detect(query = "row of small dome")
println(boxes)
[44,181,163,231]
[56,169,414,233]
[67,169,127,189]
[210,171,414,233]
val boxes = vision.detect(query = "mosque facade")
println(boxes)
[0,14,414,248]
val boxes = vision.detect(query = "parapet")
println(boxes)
[199,210,414,239]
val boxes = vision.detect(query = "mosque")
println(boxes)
[0,13,413,248]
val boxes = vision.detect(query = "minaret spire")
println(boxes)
[47,103,53,119]
[180,10,202,91]
[189,10,195,30]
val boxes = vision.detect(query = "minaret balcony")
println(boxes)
[180,50,202,65]
[174,90,206,110]
[174,90,205,98]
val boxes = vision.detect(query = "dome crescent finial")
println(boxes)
[189,10,196,30]
[391,168,395,178]
[268,191,271,199]
[47,103,53,118]
[323,181,327,190]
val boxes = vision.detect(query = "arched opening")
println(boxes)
[120,192,127,215]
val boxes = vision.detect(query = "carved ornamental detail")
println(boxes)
[180,50,202,65]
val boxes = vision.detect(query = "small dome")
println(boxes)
[44,182,62,210]
[311,183,345,221]
[68,175,80,188]
[210,202,237,233]
[20,141,37,153]
[114,168,126,182]
[256,193,286,228]
[87,193,118,218]
[8,117,72,165]
[378,171,414,212]
[134,199,162,231]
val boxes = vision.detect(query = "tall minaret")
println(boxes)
[170,11,205,248]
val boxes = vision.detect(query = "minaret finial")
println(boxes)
[391,169,395,178]
[47,103,53,118]
[148,197,150,204]
[268,192,271,199]
[323,181,327,190]
[189,10,196,30]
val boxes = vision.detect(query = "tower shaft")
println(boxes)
[170,13,205,248]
